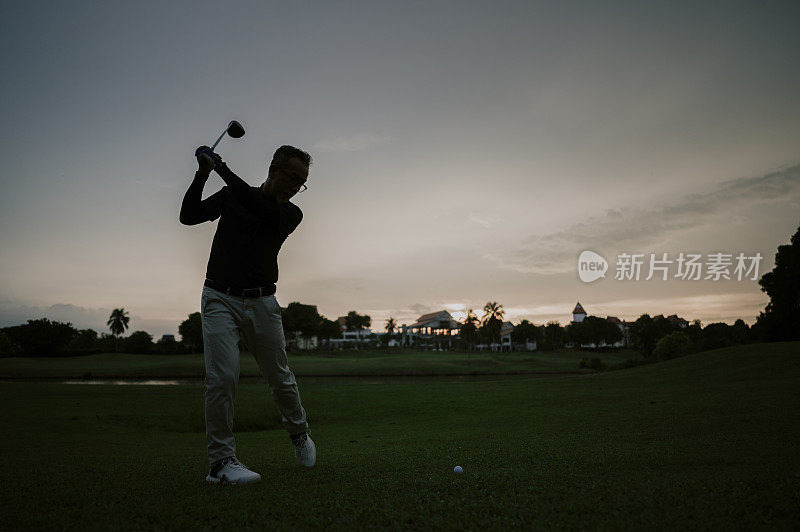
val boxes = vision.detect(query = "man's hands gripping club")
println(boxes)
[195,146,224,176]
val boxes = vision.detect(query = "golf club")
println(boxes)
[210,120,245,150]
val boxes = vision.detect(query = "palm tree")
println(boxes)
[107,308,130,352]
[384,317,398,348]
[481,301,505,324]
[481,302,505,347]
[461,309,480,355]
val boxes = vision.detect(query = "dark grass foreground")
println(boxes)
[1,343,798,530]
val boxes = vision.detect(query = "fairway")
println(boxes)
[0,348,642,380]
[1,342,799,529]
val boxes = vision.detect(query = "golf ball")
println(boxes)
[454,466,463,474]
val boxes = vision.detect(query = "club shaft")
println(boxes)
[210,128,227,150]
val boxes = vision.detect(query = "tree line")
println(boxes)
[0,305,368,357]
[1,223,797,357]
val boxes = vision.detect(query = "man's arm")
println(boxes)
[214,162,280,224]
[279,205,303,239]
[179,171,225,225]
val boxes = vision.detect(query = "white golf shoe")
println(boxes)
[292,432,316,467]
[205,456,261,485]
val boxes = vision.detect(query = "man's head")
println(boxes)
[261,145,312,203]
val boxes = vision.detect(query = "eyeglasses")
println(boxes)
[274,166,308,193]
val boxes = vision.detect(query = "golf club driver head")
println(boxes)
[226,120,245,138]
[211,120,246,149]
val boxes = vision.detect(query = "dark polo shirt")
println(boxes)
[180,163,302,290]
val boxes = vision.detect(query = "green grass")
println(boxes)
[1,342,799,529]
[0,348,642,379]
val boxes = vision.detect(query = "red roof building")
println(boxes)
[409,310,460,332]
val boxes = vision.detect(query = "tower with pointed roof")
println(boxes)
[572,302,587,323]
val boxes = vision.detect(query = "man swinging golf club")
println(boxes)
[180,130,315,485]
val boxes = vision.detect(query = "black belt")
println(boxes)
[204,278,276,298]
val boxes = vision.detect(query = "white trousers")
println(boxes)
[200,286,308,465]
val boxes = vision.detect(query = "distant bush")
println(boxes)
[653,331,694,361]
[696,336,732,352]
[576,345,621,353]
[67,329,102,354]
[2,319,77,355]
[179,312,203,353]
[0,332,23,357]
[579,357,605,371]
[97,333,117,352]
[121,331,154,354]
[154,336,187,354]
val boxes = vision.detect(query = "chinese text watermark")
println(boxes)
[578,251,762,283]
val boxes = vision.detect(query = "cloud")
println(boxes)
[302,275,366,296]
[311,133,389,152]
[0,301,111,329]
[468,211,504,228]
[443,302,467,312]
[408,303,432,315]
[491,163,800,274]
[0,300,180,338]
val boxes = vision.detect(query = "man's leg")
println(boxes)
[240,294,308,436]
[201,286,243,466]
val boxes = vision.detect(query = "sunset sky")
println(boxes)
[1,2,799,339]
